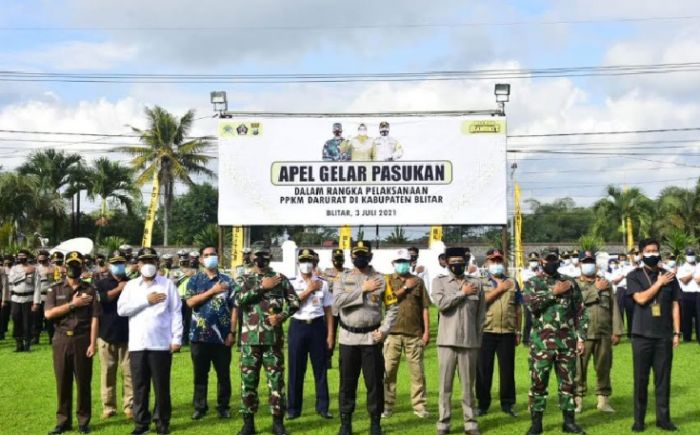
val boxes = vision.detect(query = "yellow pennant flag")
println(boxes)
[514,183,524,288]
[141,170,160,248]
[429,226,443,247]
[339,225,352,250]
[231,226,244,271]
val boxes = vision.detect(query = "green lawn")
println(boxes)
[1,315,699,434]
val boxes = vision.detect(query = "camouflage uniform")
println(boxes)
[235,269,300,417]
[322,137,351,161]
[523,273,588,412]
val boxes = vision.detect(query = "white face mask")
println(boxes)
[358,128,367,136]
[687,255,696,264]
[298,262,314,274]
[140,263,157,278]
[529,261,539,270]
[581,263,596,276]
[571,258,580,266]
[564,259,571,265]
[634,255,641,263]
[666,260,677,269]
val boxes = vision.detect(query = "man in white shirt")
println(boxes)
[117,247,183,435]
[408,247,431,294]
[678,248,700,343]
[287,249,334,420]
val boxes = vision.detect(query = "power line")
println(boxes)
[508,126,700,138]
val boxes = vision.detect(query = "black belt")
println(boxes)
[292,316,324,325]
[339,320,381,334]
[10,291,34,296]
[55,330,87,337]
[584,301,600,307]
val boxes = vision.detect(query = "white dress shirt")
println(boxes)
[117,274,183,351]
[677,262,700,293]
[291,275,332,321]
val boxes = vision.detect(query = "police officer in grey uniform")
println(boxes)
[333,241,399,435]
[34,249,55,344]
[4,249,40,352]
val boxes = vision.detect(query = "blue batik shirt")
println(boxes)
[185,270,238,344]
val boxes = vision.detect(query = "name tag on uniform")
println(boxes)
[57,295,67,300]
[467,294,479,301]
[651,303,661,317]
[312,296,321,307]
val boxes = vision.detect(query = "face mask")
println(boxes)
[140,263,157,278]
[529,261,539,270]
[571,258,580,266]
[110,264,126,276]
[610,263,619,270]
[189,260,199,268]
[666,260,676,269]
[380,129,389,136]
[394,262,410,275]
[488,263,505,276]
[687,255,696,264]
[18,257,27,264]
[67,265,82,279]
[642,253,661,267]
[543,262,559,275]
[299,262,313,274]
[564,259,571,265]
[622,261,630,267]
[358,128,367,136]
[449,263,466,276]
[409,254,418,262]
[203,255,219,269]
[581,263,596,276]
[254,258,269,269]
[352,256,370,269]
[97,260,106,267]
[634,255,641,263]
[332,258,344,268]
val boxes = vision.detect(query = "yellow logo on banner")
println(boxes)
[339,225,352,250]
[219,121,263,138]
[462,120,506,134]
[142,170,160,248]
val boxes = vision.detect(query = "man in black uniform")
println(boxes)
[44,251,101,434]
[625,238,681,432]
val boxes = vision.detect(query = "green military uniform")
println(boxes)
[523,271,588,413]
[235,265,300,418]
[574,275,624,400]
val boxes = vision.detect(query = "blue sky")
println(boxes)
[2,0,700,216]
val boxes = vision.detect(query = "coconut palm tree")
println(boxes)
[0,173,42,244]
[592,186,655,243]
[88,157,141,242]
[63,162,93,238]
[120,106,214,246]
[656,179,700,239]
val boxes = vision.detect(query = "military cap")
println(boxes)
[109,250,126,263]
[685,248,696,256]
[37,249,50,257]
[331,248,344,258]
[445,247,467,258]
[542,247,559,261]
[528,252,540,261]
[189,250,200,258]
[298,249,315,261]
[65,251,84,266]
[96,253,106,260]
[162,253,173,260]
[137,247,158,260]
[571,249,580,258]
[332,122,342,131]
[254,246,272,260]
[628,247,639,255]
[243,247,252,254]
[560,250,570,259]
[50,251,64,260]
[351,240,371,255]
[119,244,133,253]
[486,248,503,260]
[581,253,596,263]
[379,121,389,129]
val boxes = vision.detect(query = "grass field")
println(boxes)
[1,313,699,435]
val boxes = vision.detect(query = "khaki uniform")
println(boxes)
[432,273,486,433]
[575,278,624,397]
[45,280,101,428]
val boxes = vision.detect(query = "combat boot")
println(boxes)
[596,395,614,412]
[272,415,289,435]
[526,411,543,435]
[237,413,256,435]
[562,410,586,434]
[337,413,352,435]
[369,413,385,435]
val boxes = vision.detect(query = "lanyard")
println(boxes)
[641,267,659,305]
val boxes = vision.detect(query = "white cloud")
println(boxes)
[2,41,139,71]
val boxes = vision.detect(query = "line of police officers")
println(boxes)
[0,238,686,435]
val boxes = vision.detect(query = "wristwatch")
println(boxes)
[68,303,76,311]
[673,332,681,337]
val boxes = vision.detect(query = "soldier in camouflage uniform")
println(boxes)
[235,247,300,435]
[523,248,588,435]
[322,123,351,161]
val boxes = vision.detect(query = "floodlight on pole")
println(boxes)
[494,83,510,115]
[210,91,228,115]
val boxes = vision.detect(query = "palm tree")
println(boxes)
[88,157,141,242]
[63,162,93,238]
[120,106,215,246]
[0,173,41,244]
[592,186,655,243]
[656,179,700,239]
[663,230,697,260]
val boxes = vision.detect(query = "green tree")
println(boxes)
[169,183,218,245]
[656,180,700,239]
[592,186,654,243]
[522,198,595,242]
[663,230,697,260]
[578,234,604,253]
[193,224,219,249]
[63,161,94,238]
[87,157,140,242]
[120,106,215,246]
[0,173,41,244]
[384,226,409,245]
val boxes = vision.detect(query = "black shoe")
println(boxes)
[238,413,256,435]
[131,426,149,435]
[656,422,678,431]
[631,422,645,432]
[527,411,543,435]
[286,413,300,420]
[156,424,170,435]
[502,406,518,417]
[338,413,352,435]
[47,425,71,435]
[317,410,333,419]
[218,409,232,419]
[272,415,289,435]
[370,413,385,435]
[23,340,31,352]
[562,410,585,434]
[192,409,206,420]
[78,425,90,434]
[14,340,23,352]
[475,408,488,417]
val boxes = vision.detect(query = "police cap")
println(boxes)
[50,251,64,261]
[445,247,467,258]
[351,240,371,255]
[65,251,84,266]
[332,248,344,258]
[581,253,596,263]
[298,249,314,261]
[137,247,158,260]
[528,252,540,261]
[109,250,127,264]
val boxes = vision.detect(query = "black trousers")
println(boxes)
[287,317,329,416]
[338,343,384,415]
[0,301,11,335]
[11,301,33,341]
[52,333,93,428]
[681,292,700,342]
[34,301,55,341]
[130,350,172,429]
[181,300,192,345]
[190,342,232,412]
[522,310,533,344]
[631,336,673,425]
[475,332,516,411]
[618,287,635,337]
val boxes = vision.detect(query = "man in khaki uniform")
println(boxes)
[574,253,624,413]
[433,247,486,435]
[381,248,430,420]
[321,248,350,368]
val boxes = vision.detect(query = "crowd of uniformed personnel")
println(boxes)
[0,238,692,435]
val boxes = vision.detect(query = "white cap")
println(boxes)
[394,248,411,261]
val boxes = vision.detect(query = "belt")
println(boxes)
[10,291,34,296]
[584,301,600,307]
[56,330,87,337]
[293,316,324,325]
[339,320,381,334]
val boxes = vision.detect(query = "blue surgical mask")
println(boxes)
[110,264,126,276]
[394,262,410,275]
[488,264,504,276]
[204,255,219,269]
[581,263,596,276]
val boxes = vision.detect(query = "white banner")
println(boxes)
[218,115,507,225]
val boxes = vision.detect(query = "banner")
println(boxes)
[141,170,160,247]
[218,116,507,225]
[231,226,244,270]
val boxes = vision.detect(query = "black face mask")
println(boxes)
[642,254,661,267]
[18,257,28,264]
[449,263,466,276]
[333,258,344,268]
[410,255,418,262]
[189,260,199,268]
[97,260,105,267]
[255,258,270,268]
[543,261,559,275]
[66,265,82,279]
[352,256,370,269]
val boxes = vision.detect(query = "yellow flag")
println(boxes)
[231,226,244,271]
[514,183,524,288]
[626,216,634,252]
[339,225,352,250]
[429,226,443,247]
[383,275,398,306]
[141,170,160,248]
